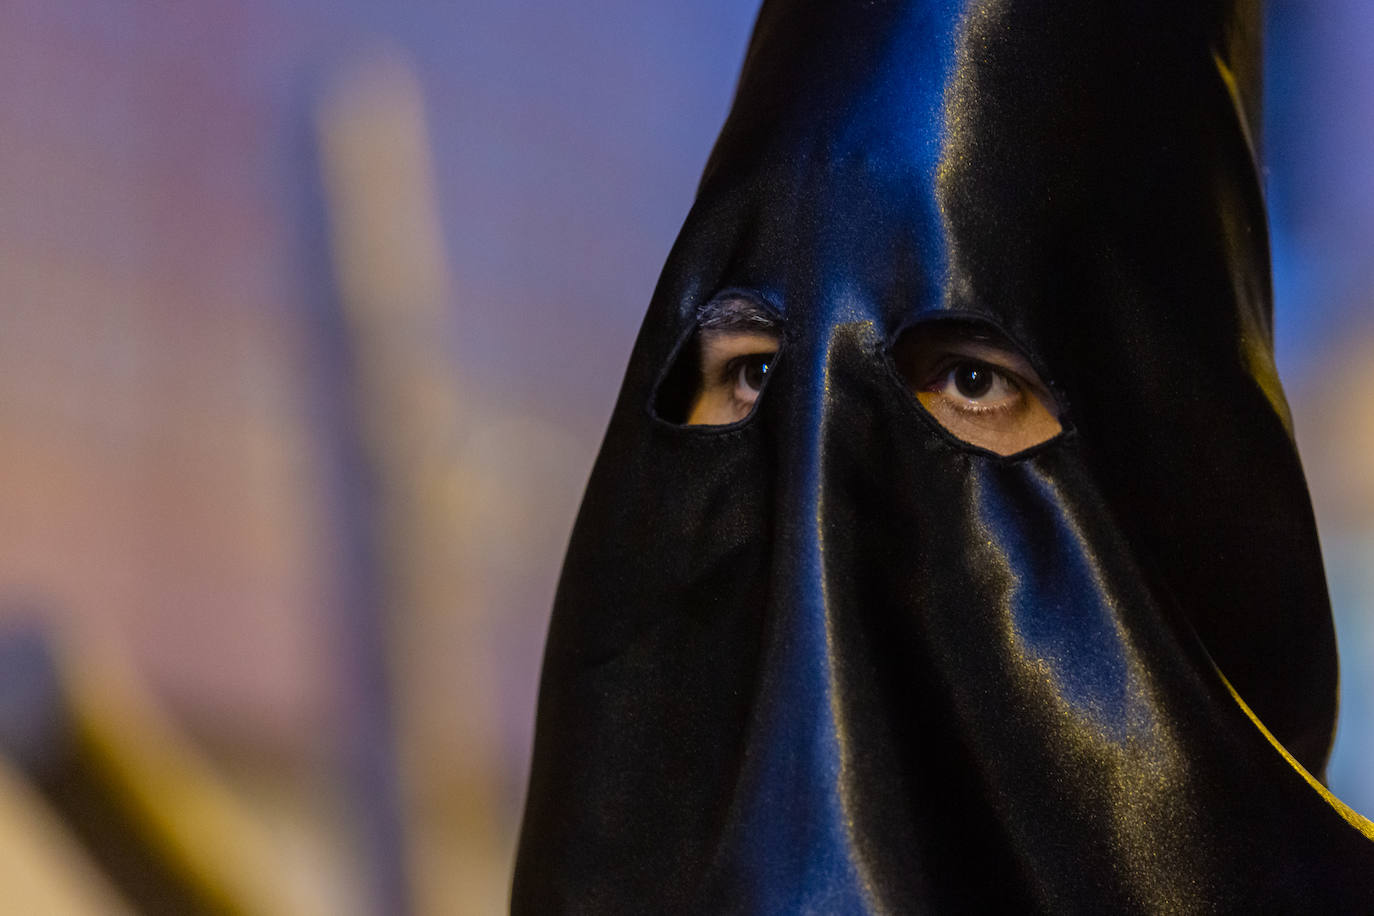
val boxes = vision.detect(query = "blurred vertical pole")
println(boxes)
[316,50,505,914]
[310,57,423,916]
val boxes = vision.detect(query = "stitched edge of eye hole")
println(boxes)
[885,315,1071,460]
[648,291,785,433]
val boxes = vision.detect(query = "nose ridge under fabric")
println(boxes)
[691,320,889,913]
[699,319,925,912]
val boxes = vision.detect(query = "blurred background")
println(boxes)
[0,1,1368,913]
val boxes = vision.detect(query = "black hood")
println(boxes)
[514,0,1374,910]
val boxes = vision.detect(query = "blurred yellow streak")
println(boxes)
[58,628,336,916]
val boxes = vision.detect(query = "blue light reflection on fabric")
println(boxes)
[703,5,967,910]
[980,466,1132,742]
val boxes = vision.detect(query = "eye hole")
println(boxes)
[894,321,1062,455]
[654,293,782,427]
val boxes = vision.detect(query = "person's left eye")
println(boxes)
[927,360,1022,412]
[895,324,1063,455]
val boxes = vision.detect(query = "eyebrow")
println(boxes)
[696,295,780,332]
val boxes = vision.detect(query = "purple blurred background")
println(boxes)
[0,1,1369,911]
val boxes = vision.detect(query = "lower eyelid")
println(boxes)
[938,396,1020,416]
[729,396,757,420]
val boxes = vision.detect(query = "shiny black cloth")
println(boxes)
[513,0,1374,910]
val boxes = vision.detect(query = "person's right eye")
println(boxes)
[686,330,780,425]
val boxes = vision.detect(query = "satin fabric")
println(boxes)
[514,0,1374,910]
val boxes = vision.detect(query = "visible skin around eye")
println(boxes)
[893,323,1062,455]
[679,300,1058,451]
[686,328,781,425]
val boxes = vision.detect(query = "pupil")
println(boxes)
[954,363,992,398]
[743,358,769,391]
